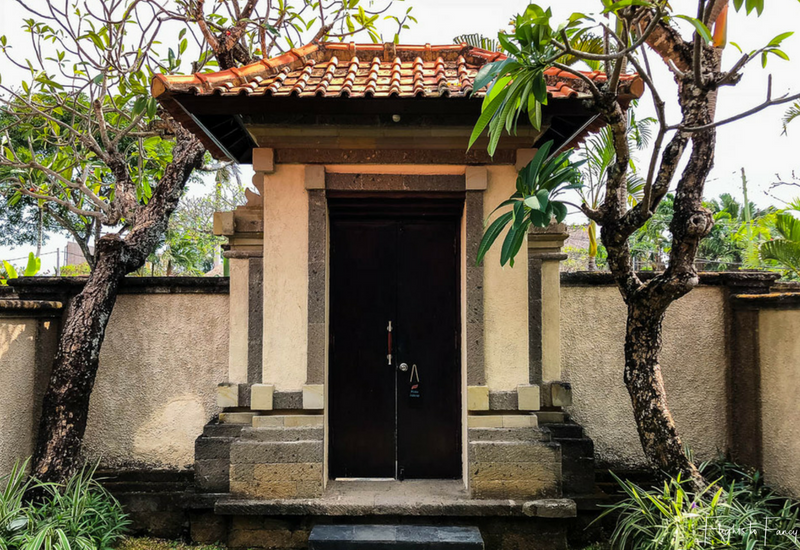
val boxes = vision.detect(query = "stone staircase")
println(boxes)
[227,422,325,499]
[540,419,596,497]
[195,422,246,492]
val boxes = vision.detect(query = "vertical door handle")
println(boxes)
[387,321,393,365]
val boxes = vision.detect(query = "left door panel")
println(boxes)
[329,219,397,479]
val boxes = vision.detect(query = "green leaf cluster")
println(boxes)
[468,5,574,156]
[0,459,130,550]
[601,460,800,550]
[0,253,41,286]
[476,141,583,267]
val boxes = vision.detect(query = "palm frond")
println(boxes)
[453,33,500,52]
[557,33,604,71]
[626,173,645,206]
[775,212,800,242]
[783,101,800,134]
[761,239,800,274]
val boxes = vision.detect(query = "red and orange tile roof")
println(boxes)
[153,42,643,101]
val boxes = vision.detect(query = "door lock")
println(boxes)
[398,362,409,372]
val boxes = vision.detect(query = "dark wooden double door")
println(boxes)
[329,199,462,480]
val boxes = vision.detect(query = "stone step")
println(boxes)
[468,440,561,463]
[230,439,324,464]
[308,525,484,550]
[562,457,596,496]
[468,427,551,443]
[557,437,594,461]
[252,414,324,428]
[542,422,584,439]
[240,426,324,442]
[203,423,246,438]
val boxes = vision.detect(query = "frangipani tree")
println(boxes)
[473,0,800,486]
[0,0,411,484]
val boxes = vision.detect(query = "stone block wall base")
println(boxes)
[224,417,325,500]
[468,427,562,500]
[204,516,569,550]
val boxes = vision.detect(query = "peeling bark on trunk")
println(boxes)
[31,129,205,483]
[32,239,127,481]
[625,299,704,485]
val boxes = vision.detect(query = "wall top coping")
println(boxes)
[561,271,780,290]
[0,299,64,318]
[731,292,800,310]
[6,276,229,300]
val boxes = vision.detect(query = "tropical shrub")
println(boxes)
[601,460,800,550]
[476,140,584,267]
[0,253,41,286]
[0,460,129,550]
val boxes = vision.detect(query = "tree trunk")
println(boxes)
[32,129,205,483]
[593,49,717,483]
[31,238,128,481]
[625,299,704,485]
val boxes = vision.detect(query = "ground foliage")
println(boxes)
[0,460,129,550]
[602,460,800,550]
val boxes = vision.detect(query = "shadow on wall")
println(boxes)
[82,293,229,470]
[0,321,38,473]
[561,285,729,470]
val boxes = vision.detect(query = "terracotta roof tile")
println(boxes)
[151,42,645,160]
[152,42,644,102]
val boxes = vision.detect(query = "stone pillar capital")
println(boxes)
[528,222,569,257]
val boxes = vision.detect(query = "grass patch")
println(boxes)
[118,538,225,550]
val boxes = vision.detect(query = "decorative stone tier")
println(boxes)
[196,415,325,499]
[230,421,324,499]
[468,420,562,500]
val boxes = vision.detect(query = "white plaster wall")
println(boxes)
[261,165,309,391]
[83,293,229,469]
[0,320,38,473]
[562,285,729,468]
[483,166,530,391]
[758,308,800,498]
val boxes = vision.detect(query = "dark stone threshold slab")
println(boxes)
[215,497,576,518]
[309,525,483,550]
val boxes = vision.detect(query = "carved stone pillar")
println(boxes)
[527,222,571,414]
[212,149,270,408]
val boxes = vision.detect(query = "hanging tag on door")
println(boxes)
[409,364,421,399]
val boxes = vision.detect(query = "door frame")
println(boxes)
[326,193,464,481]
[303,169,487,490]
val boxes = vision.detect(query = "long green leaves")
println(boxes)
[0,460,130,550]
[476,140,583,267]
[600,461,800,550]
[467,6,568,156]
